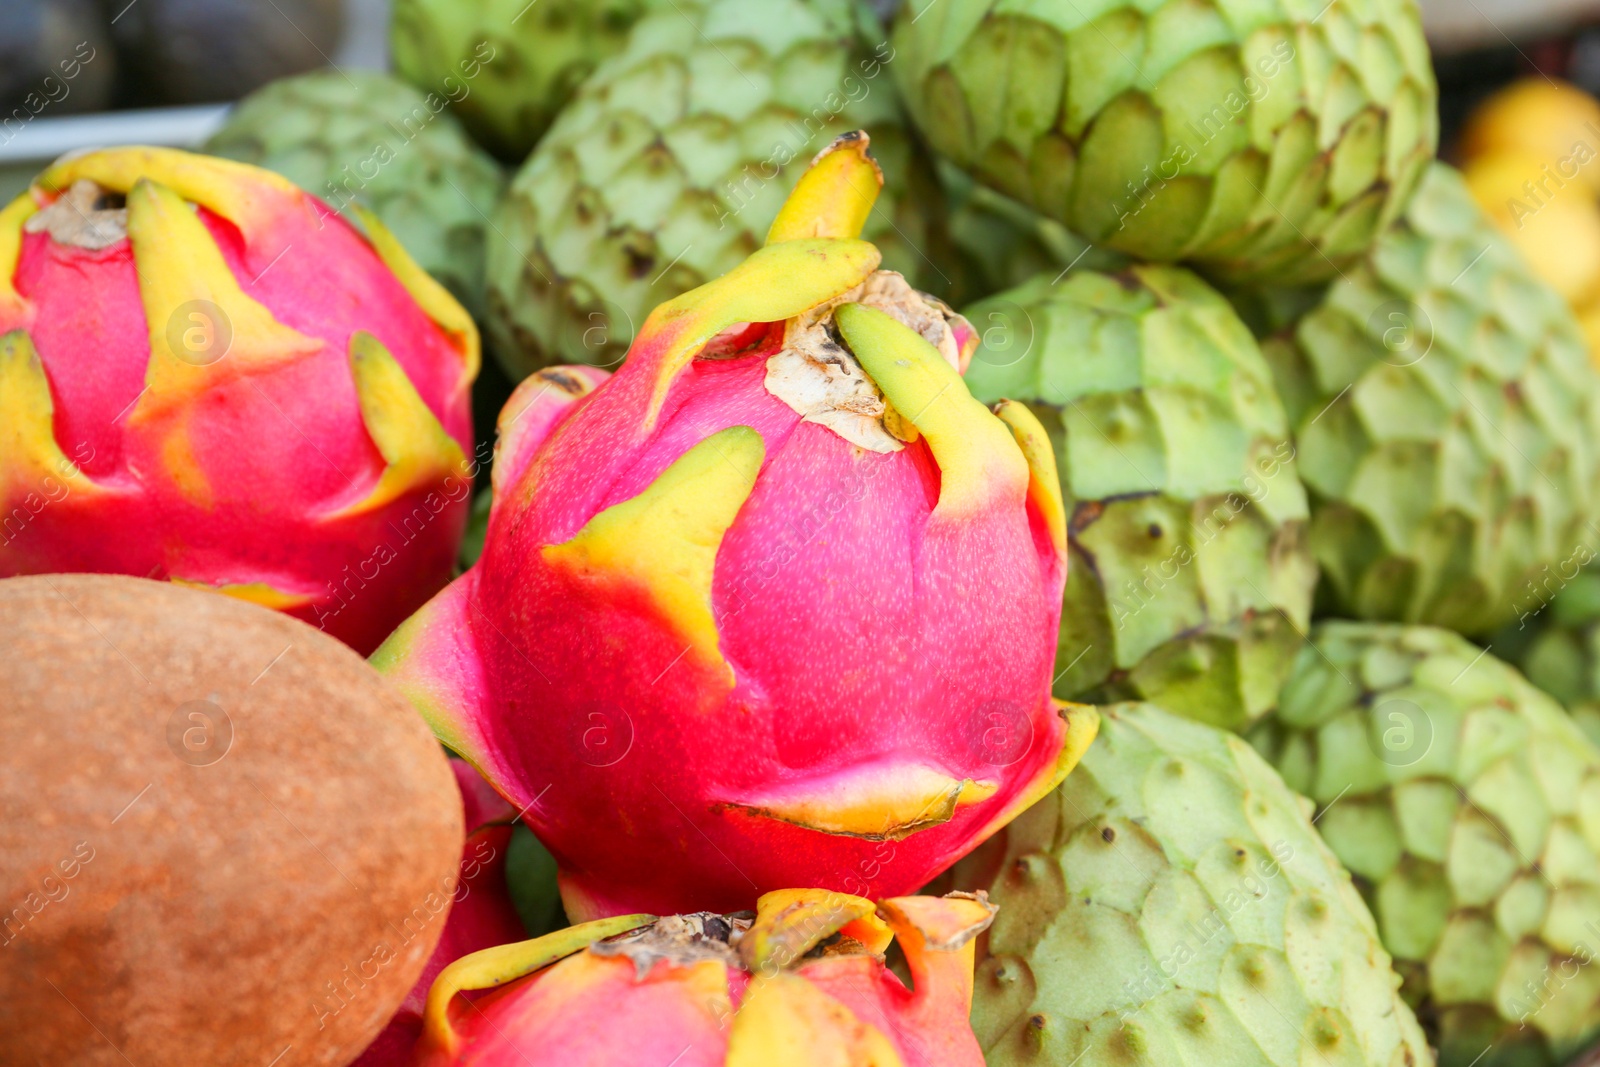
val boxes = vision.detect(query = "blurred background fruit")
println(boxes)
[963,264,1315,731]
[0,574,463,1067]
[105,0,344,106]
[483,0,947,376]
[1250,622,1600,1067]
[1461,150,1600,307]
[1582,303,1600,361]
[206,69,507,320]
[890,0,1440,285]
[0,0,115,119]
[948,702,1433,1067]
[1458,77,1600,191]
[1455,77,1600,375]
[389,0,649,163]
[1234,163,1600,635]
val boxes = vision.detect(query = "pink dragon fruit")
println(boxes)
[0,147,476,654]
[412,888,996,1066]
[375,134,1098,920]
[352,761,528,1066]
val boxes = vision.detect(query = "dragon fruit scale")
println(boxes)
[0,147,477,654]
[376,135,1099,921]
[411,888,996,1066]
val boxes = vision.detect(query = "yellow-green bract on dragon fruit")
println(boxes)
[1250,622,1600,1066]
[890,0,1438,284]
[408,889,994,1066]
[376,136,1099,922]
[0,148,478,654]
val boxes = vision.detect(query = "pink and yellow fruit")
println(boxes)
[0,147,477,654]
[375,134,1098,920]
[414,888,995,1066]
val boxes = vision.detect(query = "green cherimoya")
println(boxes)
[1493,566,1600,750]
[485,0,945,377]
[964,264,1315,731]
[1251,622,1600,1066]
[389,0,649,162]
[206,69,507,319]
[937,161,1087,308]
[889,0,1438,284]
[1244,163,1600,636]
[956,702,1432,1066]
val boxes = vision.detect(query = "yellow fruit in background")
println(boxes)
[1463,151,1600,304]
[1459,78,1600,193]
[1578,301,1600,369]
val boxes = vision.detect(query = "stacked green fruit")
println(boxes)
[485,0,946,376]
[960,702,1432,1066]
[964,265,1315,731]
[390,0,650,162]
[937,161,1087,307]
[1245,163,1600,635]
[206,69,506,318]
[890,0,1438,284]
[1251,622,1600,1066]
[1495,568,1600,747]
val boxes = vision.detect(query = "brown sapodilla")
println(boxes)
[0,574,465,1066]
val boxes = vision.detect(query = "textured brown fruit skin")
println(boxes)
[0,575,464,1067]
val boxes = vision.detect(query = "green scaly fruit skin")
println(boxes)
[1243,164,1600,636]
[964,265,1316,731]
[484,0,948,378]
[937,160,1089,307]
[205,70,506,320]
[1250,622,1600,1067]
[954,702,1431,1066]
[889,0,1438,285]
[1493,568,1600,751]
[389,0,649,163]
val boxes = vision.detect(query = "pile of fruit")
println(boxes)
[3,1,1599,1065]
